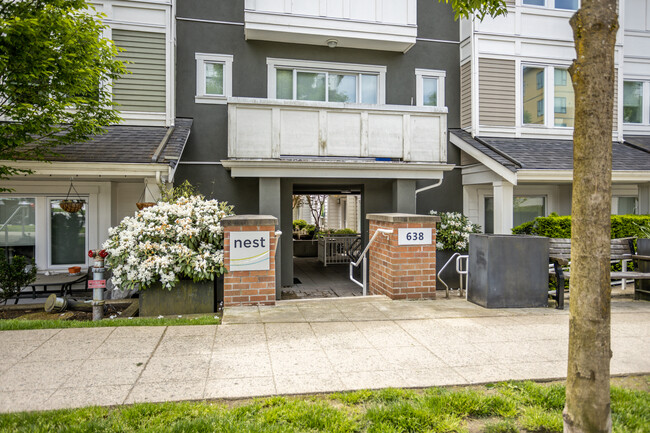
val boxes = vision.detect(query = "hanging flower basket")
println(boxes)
[61,180,85,213]
[136,202,156,210]
[60,199,84,213]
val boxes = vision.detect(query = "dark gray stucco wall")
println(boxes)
[174,0,462,286]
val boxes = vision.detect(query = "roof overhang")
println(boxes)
[221,159,454,179]
[517,169,650,183]
[449,133,518,185]
[4,160,171,181]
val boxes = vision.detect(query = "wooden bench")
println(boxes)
[549,237,650,309]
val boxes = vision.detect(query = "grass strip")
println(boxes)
[0,381,647,433]
[0,315,220,330]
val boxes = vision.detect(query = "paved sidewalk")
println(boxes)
[0,295,648,413]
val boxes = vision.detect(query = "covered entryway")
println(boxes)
[284,184,363,300]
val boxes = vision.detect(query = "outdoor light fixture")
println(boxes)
[326,39,338,48]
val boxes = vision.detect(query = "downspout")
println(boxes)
[414,178,444,209]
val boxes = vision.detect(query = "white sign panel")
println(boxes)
[230,231,270,271]
[398,228,432,245]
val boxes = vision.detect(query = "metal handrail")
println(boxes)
[349,228,393,295]
[437,252,460,299]
[456,254,469,299]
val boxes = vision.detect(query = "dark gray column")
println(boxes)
[259,178,282,295]
[392,179,416,213]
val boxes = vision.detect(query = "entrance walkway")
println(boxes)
[0,296,648,413]
[282,257,361,299]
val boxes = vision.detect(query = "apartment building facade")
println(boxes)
[173,0,464,290]
[0,0,189,271]
[452,0,650,234]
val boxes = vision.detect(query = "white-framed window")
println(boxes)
[267,58,386,104]
[522,0,579,10]
[483,195,547,233]
[0,195,88,268]
[522,64,574,128]
[415,69,446,108]
[195,53,233,104]
[612,196,639,215]
[623,80,650,125]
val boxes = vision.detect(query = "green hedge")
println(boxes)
[512,214,650,239]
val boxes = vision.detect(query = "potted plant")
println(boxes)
[0,250,37,305]
[429,211,481,289]
[103,195,234,316]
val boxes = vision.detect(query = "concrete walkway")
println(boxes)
[0,295,648,413]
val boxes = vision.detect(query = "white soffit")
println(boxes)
[516,170,650,183]
[221,159,454,179]
[5,161,168,180]
[244,11,416,52]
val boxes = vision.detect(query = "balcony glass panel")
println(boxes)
[555,0,578,10]
[423,77,438,106]
[553,68,574,127]
[297,72,326,101]
[276,69,293,99]
[361,75,378,104]
[50,200,86,266]
[205,63,224,95]
[523,66,545,125]
[0,198,36,261]
[328,74,357,103]
[623,81,643,124]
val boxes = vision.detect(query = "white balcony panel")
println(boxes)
[228,98,447,164]
[230,107,273,158]
[244,0,416,52]
[411,115,443,162]
[624,34,650,61]
[368,114,403,158]
[326,112,361,157]
[280,110,320,155]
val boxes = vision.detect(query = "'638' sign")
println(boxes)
[397,228,432,246]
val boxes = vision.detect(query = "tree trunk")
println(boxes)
[565,1,618,432]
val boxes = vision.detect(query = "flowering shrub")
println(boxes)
[429,211,481,252]
[103,196,234,290]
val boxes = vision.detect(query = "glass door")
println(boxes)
[49,199,88,266]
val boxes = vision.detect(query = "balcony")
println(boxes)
[223,98,451,180]
[244,0,417,52]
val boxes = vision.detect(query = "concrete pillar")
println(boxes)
[493,180,514,234]
[392,179,416,213]
[639,183,650,215]
[258,178,282,294]
[222,215,278,306]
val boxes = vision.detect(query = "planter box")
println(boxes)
[636,238,650,301]
[139,279,215,317]
[468,234,549,308]
[293,239,318,257]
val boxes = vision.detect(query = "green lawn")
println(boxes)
[0,380,647,433]
[0,314,220,330]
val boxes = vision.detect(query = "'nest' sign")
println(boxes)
[230,231,270,271]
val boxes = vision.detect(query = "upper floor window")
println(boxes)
[415,69,446,108]
[195,53,233,104]
[522,65,574,128]
[267,58,386,104]
[522,0,579,10]
[623,80,648,125]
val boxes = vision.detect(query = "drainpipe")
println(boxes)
[414,178,444,209]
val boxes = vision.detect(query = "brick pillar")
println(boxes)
[367,213,440,300]
[222,215,278,306]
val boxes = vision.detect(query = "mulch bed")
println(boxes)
[0,302,131,321]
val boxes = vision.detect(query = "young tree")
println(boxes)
[0,0,127,191]
[564,1,618,431]
[441,0,617,431]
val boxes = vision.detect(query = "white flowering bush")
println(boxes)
[430,211,481,252]
[103,196,234,290]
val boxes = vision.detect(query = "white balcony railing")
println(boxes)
[244,0,417,52]
[227,98,448,164]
